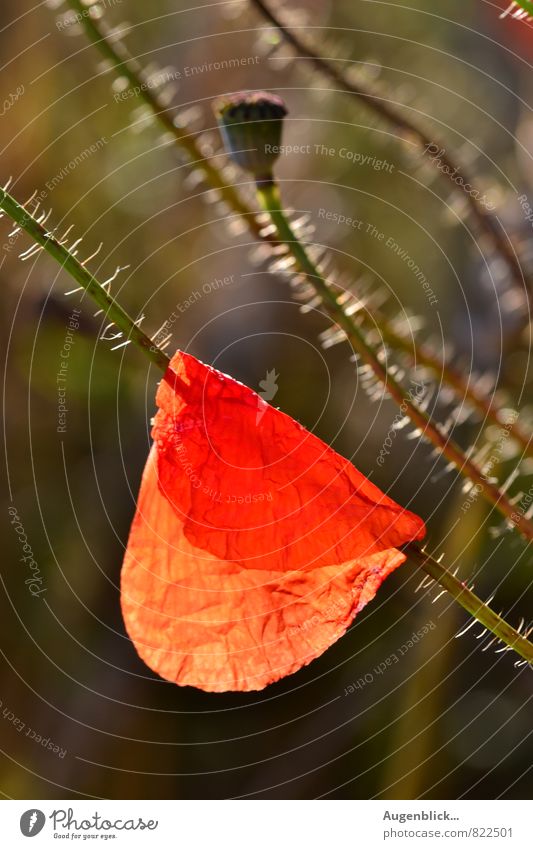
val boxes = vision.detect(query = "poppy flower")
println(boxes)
[121,351,425,692]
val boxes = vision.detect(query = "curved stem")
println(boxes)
[250,0,529,301]
[64,0,266,242]
[257,178,533,543]
[0,187,170,371]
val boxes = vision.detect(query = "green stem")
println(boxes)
[257,178,533,544]
[61,0,533,460]
[250,0,529,303]
[2,187,531,664]
[406,543,533,665]
[512,0,533,16]
[376,320,533,460]
[64,0,265,242]
[0,187,170,371]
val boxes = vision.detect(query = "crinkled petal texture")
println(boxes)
[121,351,425,692]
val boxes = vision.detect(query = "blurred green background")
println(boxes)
[0,0,532,799]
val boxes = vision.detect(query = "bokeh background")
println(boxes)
[1,0,532,799]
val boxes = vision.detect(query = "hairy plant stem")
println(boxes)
[64,0,265,241]
[512,0,533,15]
[256,178,533,543]
[61,0,533,463]
[406,544,533,665]
[250,0,529,301]
[0,188,170,371]
[374,318,533,459]
[1,187,531,664]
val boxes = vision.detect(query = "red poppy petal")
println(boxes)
[121,352,425,692]
[152,351,425,572]
[122,447,410,692]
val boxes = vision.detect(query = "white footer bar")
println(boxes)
[1,799,528,848]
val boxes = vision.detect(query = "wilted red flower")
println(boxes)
[121,351,425,692]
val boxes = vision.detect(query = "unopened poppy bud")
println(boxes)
[214,91,287,183]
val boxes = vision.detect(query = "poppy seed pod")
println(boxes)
[214,91,288,183]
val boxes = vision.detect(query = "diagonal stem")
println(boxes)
[256,178,533,543]
[60,0,533,463]
[0,187,170,371]
[406,543,533,665]
[64,0,266,241]
[250,0,530,302]
[510,0,533,16]
[373,314,533,460]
